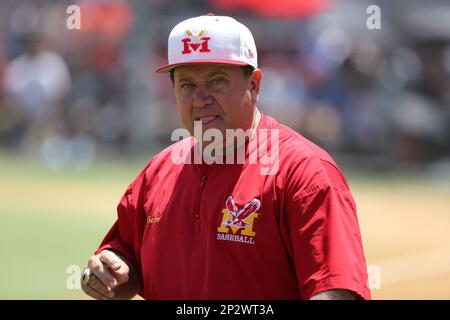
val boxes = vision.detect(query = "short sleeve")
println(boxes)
[285,160,371,300]
[95,161,151,275]
[95,186,140,268]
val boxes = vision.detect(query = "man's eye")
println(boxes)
[181,83,195,89]
[209,78,228,88]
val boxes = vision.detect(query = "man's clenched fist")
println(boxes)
[81,250,139,300]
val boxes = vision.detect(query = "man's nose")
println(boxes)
[192,85,213,108]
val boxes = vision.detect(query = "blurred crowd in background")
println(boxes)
[0,0,449,171]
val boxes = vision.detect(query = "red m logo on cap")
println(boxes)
[181,30,211,54]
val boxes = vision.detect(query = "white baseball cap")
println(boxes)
[155,14,258,73]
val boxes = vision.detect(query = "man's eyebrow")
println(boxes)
[206,71,228,78]
[176,70,229,82]
[177,77,194,83]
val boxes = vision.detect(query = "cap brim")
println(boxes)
[154,59,250,73]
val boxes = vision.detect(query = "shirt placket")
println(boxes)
[194,164,208,221]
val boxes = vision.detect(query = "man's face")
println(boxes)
[173,64,261,139]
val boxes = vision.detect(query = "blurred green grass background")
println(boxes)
[1,154,449,299]
[0,154,145,299]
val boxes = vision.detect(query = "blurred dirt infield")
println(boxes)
[1,155,449,299]
[351,176,450,299]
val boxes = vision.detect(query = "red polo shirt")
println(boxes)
[96,113,371,300]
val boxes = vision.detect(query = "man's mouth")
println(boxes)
[195,115,218,125]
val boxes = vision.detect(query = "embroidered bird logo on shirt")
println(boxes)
[224,195,261,228]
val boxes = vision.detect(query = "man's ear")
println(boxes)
[250,69,262,103]
[170,70,176,87]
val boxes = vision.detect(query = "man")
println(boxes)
[81,14,371,300]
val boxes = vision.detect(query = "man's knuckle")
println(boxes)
[103,249,117,259]
[87,255,98,265]
[99,250,109,258]
[91,263,102,273]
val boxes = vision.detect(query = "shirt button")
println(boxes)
[201,176,206,187]
[194,213,200,219]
